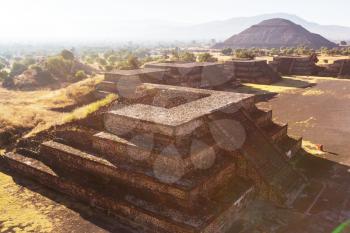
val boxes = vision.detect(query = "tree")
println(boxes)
[127,54,140,69]
[178,52,196,62]
[107,55,119,65]
[61,49,75,60]
[98,58,107,66]
[10,62,27,77]
[74,70,88,81]
[221,48,233,56]
[0,70,9,81]
[0,62,5,70]
[104,65,114,71]
[45,56,73,80]
[2,76,14,88]
[116,54,140,70]
[197,53,218,62]
[23,57,36,66]
[235,49,256,59]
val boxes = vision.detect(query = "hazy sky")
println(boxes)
[0,0,349,41]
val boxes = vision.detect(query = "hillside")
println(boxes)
[213,18,337,49]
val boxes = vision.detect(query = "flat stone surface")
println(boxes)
[107,83,253,136]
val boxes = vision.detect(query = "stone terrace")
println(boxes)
[4,81,306,233]
[224,60,281,84]
[270,55,320,75]
[145,62,232,88]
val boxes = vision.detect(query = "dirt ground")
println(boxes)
[258,76,350,166]
[0,164,135,233]
[255,76,350,232]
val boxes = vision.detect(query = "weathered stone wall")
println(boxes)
[225,60,281,84]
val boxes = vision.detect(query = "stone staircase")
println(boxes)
[247,106,302,160]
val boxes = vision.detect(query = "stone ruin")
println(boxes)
[3,63,306,233]
[320,59,350,78]
[145,62,232,88]
[97,61,281,96]
[224,60,282,84]
[270,55,320,75]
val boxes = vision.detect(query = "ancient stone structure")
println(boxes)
[224,60,282,84]
[96,68,167,98]
[213,18,337,49]
[145,62,232,89]
[320,59,350,77]
[270,55,320,75]
[4,80,305,232]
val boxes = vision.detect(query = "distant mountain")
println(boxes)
[213,18,337,49]
[185,13,350,42]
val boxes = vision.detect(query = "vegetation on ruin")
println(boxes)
[26,93,117,137]
[0,76,103,134]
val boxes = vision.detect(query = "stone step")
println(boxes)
[2,152,196,233]
[261,123,288,143]
[92,131,217,173]
[54,126,99,150]
[40,141,236,206]
[210,109,304,201]
[278,136,302,160]
[96,81,118,93]
[250,109,272,127]
[3,152,251,233]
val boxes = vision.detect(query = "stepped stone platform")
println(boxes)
[320,59,350,77]
[145,62,232,89]
[4,82,305,233]
[270,55,320,75]
[96,63,235,99]
[224,60,282,84]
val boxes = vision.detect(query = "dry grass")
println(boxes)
[0,172,55,232]
[236,76,314,95]
[302,140,325,156]
[0,75,104,134]
[25,93,117,138]
[302,89,325,96]
[317,55,350,65]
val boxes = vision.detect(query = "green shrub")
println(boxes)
[235,49,256,59]
[45,56,74,80]
[197,53,218,62]
[10,62,27,77]
[178,52,196,62]
[221,48,233,55]
[0,70,9,81]
[61,49,75,60]
[74,70,88,81]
